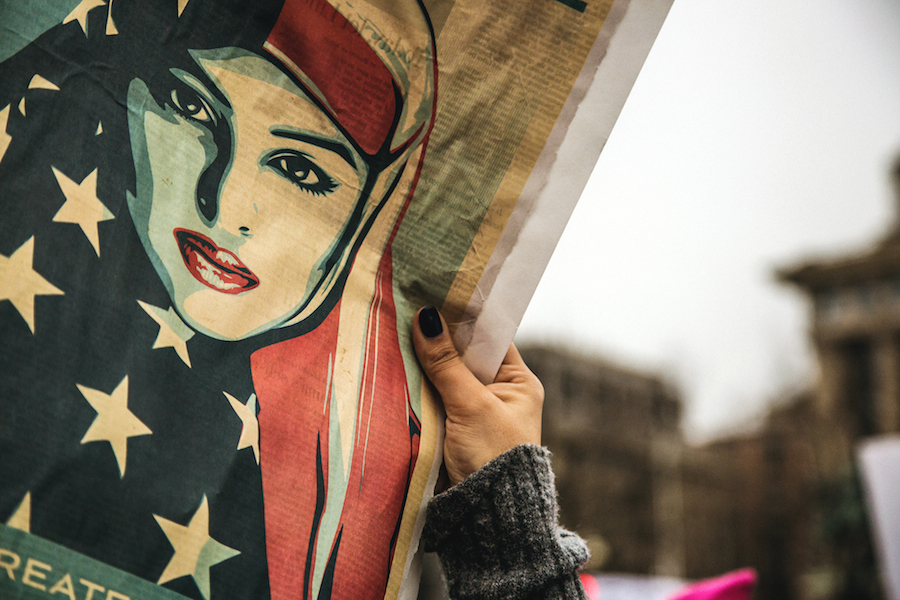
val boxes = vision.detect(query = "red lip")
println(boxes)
[174,229,259,294]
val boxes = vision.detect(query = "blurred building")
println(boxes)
[697,391,831,600]
[769,157,900,600]
[521,345,882,600]
[519,345,802,593]
[778,158,900,451]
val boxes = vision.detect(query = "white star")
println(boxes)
[16,76,60,124]
[0,105,11,165]
[155,495,240,600]
[106,0,118,35]
[28,75,59,91]
[6,492,31,532]
[225,393,259,464]
[52,167,114,256]
[0,237,64,334]
[78,376,152,478]
[138,301,195,367]
[63,0,107,37]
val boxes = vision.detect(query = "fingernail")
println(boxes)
[419,306,443,338]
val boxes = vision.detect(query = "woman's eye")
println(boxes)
[170,88,213,124]
[266,151,339,196]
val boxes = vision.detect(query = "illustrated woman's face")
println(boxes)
[127,50,370,340]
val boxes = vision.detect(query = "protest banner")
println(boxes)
[0,0,671,598]
[859,437,900,600]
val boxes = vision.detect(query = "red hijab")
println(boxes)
[250,0,435,598]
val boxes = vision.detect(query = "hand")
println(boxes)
[412,306,544,486]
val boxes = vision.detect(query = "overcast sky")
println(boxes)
[515,0,900,440]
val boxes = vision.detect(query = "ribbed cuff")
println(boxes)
[423,445,589,600]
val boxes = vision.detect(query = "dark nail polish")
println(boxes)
[419,306,443,338]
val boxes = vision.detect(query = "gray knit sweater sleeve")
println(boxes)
[422,444,589,600]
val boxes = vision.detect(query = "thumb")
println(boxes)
[411,306,485,410]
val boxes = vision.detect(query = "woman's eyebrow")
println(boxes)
[271,129,357,169]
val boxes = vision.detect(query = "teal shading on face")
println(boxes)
[127,49,370,340]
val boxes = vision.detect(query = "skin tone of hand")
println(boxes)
[412,306,544,486]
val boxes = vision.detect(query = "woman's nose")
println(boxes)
[216,164,264,237]
[195,121,233,224]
